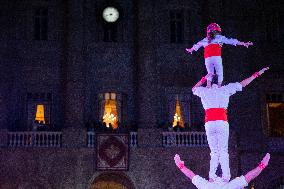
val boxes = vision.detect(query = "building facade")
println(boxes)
[0,0,283,188]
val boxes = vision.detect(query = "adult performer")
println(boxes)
[174,153,270,189]
[192,67,269,182]
[186,23,253,88]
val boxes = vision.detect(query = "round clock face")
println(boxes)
[102,7,119,23]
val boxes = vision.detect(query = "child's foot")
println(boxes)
[209,178,214,182]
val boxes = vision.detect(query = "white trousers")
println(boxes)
[205,56,223,83]
[205,120,230,180]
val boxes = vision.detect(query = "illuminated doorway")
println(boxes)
[91,173,135,189]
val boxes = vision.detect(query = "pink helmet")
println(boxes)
[207,23,221,33]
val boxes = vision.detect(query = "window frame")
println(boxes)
[263,93,284,137]
[33,7,48,41]
[169,9,184,44]
[26,92,52,131]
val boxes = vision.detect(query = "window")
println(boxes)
[27,93,52,130]
[99,93,122,129]
[264,12,280,43]
[170,10,184,43]
[35,104,46,124]
[167,94,191,131]
[172,97,184,128]
[266,93,284,137]
[34,8,48,40]
[103,23,117,42]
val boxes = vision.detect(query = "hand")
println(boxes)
[258,67,269,75]
[186,48,193,54]
[244,41,253,48]
[174,154,184,167]
[261,153,270,166]
[205,73,214,79]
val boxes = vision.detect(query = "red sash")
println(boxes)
[204,44,221,58]
[205,108,227,122]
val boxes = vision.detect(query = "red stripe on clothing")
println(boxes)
[204,44,222,58]
[205,108,227,122]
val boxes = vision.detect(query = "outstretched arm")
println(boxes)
[240,67,269,88]
[237,41,253,48]
[192,73,213,91]
[221,36,253,48]
[174,154,196,180]
[186,41,204,54]
[244,153,270,183]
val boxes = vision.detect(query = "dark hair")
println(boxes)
[207,30,221,43]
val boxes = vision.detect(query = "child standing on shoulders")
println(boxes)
[186,23,253,88]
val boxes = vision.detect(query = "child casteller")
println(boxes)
[186,23,253,87]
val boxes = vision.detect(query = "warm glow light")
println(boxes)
[172,97,184,128]
[35,104,45,124]
[93,181,126,189]
[103,99,118,129]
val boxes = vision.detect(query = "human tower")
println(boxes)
[174,23,270,189]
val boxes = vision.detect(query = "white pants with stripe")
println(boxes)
[205,120,230,180]
[205,56,223,83]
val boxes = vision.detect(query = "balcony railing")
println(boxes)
[8,132,62,147]
[162,132,208,147]
[87,131,138,147]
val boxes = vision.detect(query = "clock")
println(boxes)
[102,7,119,23]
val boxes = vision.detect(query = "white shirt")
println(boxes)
[192,175,248,189]
[192,83,243,109]
[192,35,240,51]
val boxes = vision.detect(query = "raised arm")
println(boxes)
[244,153,270,183]
[192,73,213,91]
[240,67,269,88]
[174,154,196,180]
